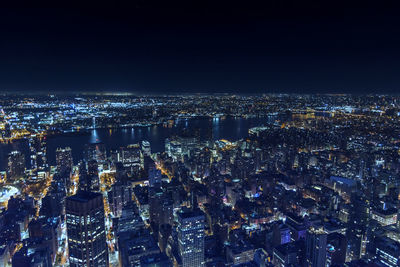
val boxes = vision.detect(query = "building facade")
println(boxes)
[177,208,205,267]
[66,191,109,267]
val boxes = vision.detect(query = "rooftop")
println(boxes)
[67,191,102,203]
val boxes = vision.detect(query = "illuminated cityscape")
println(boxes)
[0,94,400,266]
[1,2,400,266]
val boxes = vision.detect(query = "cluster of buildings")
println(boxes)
[1,94,400,266]
[1,93,399,142]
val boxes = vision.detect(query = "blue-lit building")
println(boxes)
[375,237,400,267]
[177,207,205,267]
[66,191,109,267]
[305,227,327,267]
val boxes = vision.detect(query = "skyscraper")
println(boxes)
[87,159,100,191]
[177,207,205,267]
[66,191,109,267]
[56,147,73,173]
[56,147,73,189]
[141,140,151,156]
[77,161,89,191]
[29,135,47,172]
[7,151,25,181]
[347,192,369,261]
[305,226,327,267]
[108,182,132,217]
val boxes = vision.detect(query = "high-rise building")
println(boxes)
[87,160,100,191]
[346,192,369,261]
[66,191,109,267]
[148,188,174,228]
[7,151,25,181]
[108,182,132,217]
[326,233,347,266]
[77,161,99,192]
[375,237,400,267]
[29,135,47,172]
[56,147,73,189]
[177,207,205,267]
[148,187,164,225]
[141,140,151,156]
[56,147,73,173]
[77,161,89,191]
[305,226,327,267]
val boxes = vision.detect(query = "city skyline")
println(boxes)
[1,93,400,266]
[2,2,400,267]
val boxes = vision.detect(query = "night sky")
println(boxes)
[0,1,400,94]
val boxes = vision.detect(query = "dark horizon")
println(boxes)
[2,90,400,96]
[1,1,400,94]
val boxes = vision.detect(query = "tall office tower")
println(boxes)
[56,147,73,190]
[56,147,73,173]
[77,161,89,191]
[346,192,369,261]
[141,140,151,156]
[29,135,47,172]
[87,160,99,191]
[7,151,25,181]
[177,207,205,267]
[108,182,132,217]
[305,226,327,267]
[66,191,109,267]
[77,161,99,192]
[148,186,164,225]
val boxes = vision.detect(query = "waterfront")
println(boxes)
[0,116,275,170]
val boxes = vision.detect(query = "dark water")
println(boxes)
[0,116,274,170]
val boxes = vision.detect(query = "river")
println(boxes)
[0,116,276,170]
